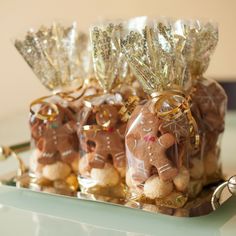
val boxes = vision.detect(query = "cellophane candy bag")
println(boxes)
[15,23,92,195]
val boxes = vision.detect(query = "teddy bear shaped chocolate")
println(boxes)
[125,101,193,207]
[125,102,178,184]
[79,104,126,170]
[191,78,227,134]
[190,78,227,185]
[31,103,79,165]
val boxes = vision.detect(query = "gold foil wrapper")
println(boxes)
[90,23,128,92]
[120,19,218,91]
[15,22,91,91]
[122,18,192,94]
[184,21,218,76]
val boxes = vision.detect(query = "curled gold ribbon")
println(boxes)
[82,121,112,135]
[82,125,102,133]
[83,93,105,109]
[0,145,26,176]
[82,110,111,133]
[56,92,79,102]
[119,96,140,122]
[56,85,85,102]
[82,94,119,133]
[151,90,200,149]
[151,90,187,119]
[30,86,85,121]
[30,96,59,121]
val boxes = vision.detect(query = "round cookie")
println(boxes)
[42,161,71,181]
[90,163,120,187]
[143,175,173,199]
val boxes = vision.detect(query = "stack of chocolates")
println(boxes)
[15,17,227,216]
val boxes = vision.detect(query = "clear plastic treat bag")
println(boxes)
[184,21,227,188]
[122,19,201,209]
[77,23,134,199]
[15,22,91,195]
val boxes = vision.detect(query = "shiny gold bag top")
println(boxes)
[90,22,128,92]
[183,20,218,77]
[15,22,92,92]
[121,18,192,95]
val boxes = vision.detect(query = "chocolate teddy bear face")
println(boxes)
[95,104,119,127]
[126,101,178,183]
[129,102,161,139]
[139,114,160,137]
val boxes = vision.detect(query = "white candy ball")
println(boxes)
[173,166,190,192]
[90,164,120,187]
[42,161,71,181]
[144,175,173,199]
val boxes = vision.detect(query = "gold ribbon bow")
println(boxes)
[119,96,140,122]
[30,96,59,121]
[30,86,85,121]
[151,90,200,149]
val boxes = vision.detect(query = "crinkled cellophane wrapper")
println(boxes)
[15,23,99,195]
[14,19,227,217]
[122,18,227,216]
[15,23,91,91]
[77,23,133,199]
[186,21,227,186]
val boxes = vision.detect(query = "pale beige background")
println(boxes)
[0,0,236,120]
